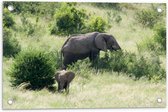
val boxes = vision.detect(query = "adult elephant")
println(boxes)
[61,32,121,69]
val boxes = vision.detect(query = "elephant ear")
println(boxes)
[67,72,75,83]
[95,34,107,51]
[55,72,60,82]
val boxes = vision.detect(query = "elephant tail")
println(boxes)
[60,49,63,70]
[61,36,72,49]
[60,48,66,70]
[61,35,75,70]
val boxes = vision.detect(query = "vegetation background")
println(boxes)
[3,2,166,109]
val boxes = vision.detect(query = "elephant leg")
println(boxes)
[89,52,94,61]
[63,53,77,68]
[89,51,99,64]
[89,52,99,73]
[95,53,100,73]
[58,82,61,92]
[58,82,64,93]
[62,82,69,94]
[65,83,69,94]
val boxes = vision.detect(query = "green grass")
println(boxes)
[3,3,166,109]
[3,59,166,109]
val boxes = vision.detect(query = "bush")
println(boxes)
[110,51,136,74]
[50,3,109,35]
[137,38,157,52]
[4,2,40,15]
[50,3,87,35]
[129,53,165,81]
[153,23,166,51]
[10,49,56,90]
[98,51,136,73]
[87,16,107,32]
[135,9,162,28]
[92,3,121,10]
[106,11,122,25]
[137,23,166,54]
[129,56,150,79]
[147,53,166,81]
[3,8,15,28]
[17,14,42,37]
[98,51,165,81]
[3,28,21,57]
[115,15,122,24]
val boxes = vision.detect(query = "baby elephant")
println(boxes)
[55,70,75,93]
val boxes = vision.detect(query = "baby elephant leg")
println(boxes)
[58,82,61,92]
[65,83,70,94]
[58,82,64,93]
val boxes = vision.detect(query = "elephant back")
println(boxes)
[62,35,96,54]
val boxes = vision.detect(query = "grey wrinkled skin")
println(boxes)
[55,70,75,93]
[61,32,121,69]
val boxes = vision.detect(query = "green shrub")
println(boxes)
[129,53,165,81]
[10,49,56,90]
[3,28,21,57]
[109,51,136,74]
[135,9,162,28]
[137,38,157,53]
[98,51,136,74]
[97,52,111,69]
[106,11,122,26]
[19,14,41,37]
[137,23,166,54]
[50,3,109,35]
[92,3,121,10]
[50,4,87,35]
[147,53,166,81]
[98,51,165,81]
[153,23,166,51]
[129,56,149,79]
[20,14,34,36]
[3,8,15,28]
[88,16,107,32]
[4,2,40,15]
[3,2,63,19]
[115,15,122,24]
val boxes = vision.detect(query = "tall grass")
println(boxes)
[3,61,166,109]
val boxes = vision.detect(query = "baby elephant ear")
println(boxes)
[55,72,60,82]
[67,72,75,82]
[95,34,107,51]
